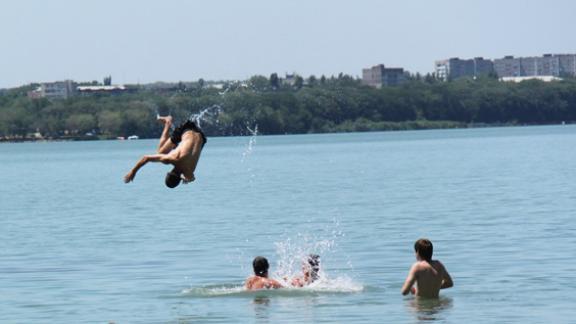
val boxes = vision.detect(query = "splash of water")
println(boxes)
[241,124,258,163]
[270,222,361,293]
[181,221,362,297]
[190,104,222,128]
[273,234,335,285]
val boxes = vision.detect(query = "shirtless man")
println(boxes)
[401,238,453,298]
[124,116,206,188]
[245,256,283,290]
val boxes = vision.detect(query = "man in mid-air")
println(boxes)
[124,116,206,188]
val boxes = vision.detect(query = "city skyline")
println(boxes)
[1,0,575,88]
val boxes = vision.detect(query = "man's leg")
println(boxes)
[157,116,175,153]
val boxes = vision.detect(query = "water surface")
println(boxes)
[1,125,575,323]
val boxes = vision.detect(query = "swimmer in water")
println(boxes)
[401,238,454,298]
[245,256,283,290]
[291,254,320,287]
[124,115,206,188]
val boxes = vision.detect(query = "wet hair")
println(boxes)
[253,256,269,277]
[307,254,320,282]
[165,169,182,188]
[414,238,433,262]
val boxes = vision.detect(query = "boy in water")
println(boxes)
[402,238,453,298]
[245,256,283,290]
[124,116,206,188]
[291,254,320,287]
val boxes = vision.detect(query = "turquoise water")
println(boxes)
[1,125,575,323]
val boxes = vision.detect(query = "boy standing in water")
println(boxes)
[124,116,206,188]
[402,238,453,298]
[245,257,283,290]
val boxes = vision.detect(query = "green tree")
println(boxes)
[249,75,269,92]
[66,113,96,135]
[270,73,279,89]
[294,75,304,90]
[98,110,123,135]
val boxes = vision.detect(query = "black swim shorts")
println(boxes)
[170,120,207,147]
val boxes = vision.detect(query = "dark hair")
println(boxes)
[307,254,320,281]
[414,238,433,262]
[253,256,269,277]
[165,170,182,188]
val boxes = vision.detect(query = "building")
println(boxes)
[493,54,576,77]
[558,54,576,77]
[362,64,405,87]
[435,57,494,81]
[283,73,296,86]
[28,80,76,99]
[493,56,521,77]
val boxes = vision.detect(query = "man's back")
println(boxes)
[245,276,282,290]
[402,259,453,298]
[172,131,203,179]
[413,260,446,298]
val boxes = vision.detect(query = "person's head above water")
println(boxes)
[414,238,433,262]
[165,168,182,188]
[306,254,320,281]
[253,256,270,277]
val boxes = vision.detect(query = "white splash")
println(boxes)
[190,104,222,128]
[271,225,362,293]
[241,124,258,163]
[181,222,362,297]
[182,285,245,297]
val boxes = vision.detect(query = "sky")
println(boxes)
[1,0,575,88]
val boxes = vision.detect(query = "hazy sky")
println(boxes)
[1,0,575,88]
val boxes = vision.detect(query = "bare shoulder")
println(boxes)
[433,260,446,269]
[267,278,283,289]
[245,276,258,289]
[431,260,448,273]
[413,261,427,271]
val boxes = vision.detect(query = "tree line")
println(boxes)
[1,74,576,140]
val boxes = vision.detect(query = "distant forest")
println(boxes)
[1,74,576,140]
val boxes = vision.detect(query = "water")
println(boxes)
[1,125,575,323]
[190,105,222,128]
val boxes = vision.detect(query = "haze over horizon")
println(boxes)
[1,0,575,88]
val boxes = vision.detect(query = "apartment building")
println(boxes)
[362,64,405,87]
[493,54,576,77]
[435,57,494,81]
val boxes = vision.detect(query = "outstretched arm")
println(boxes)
[124,154,177,183]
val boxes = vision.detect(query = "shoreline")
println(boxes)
[0,122,571,144]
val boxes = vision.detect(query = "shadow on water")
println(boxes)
[405,296,453,321]
[252,296,271,322]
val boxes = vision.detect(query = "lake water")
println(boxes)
[1,125,575,323]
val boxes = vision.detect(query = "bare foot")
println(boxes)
[157,115,173,126]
